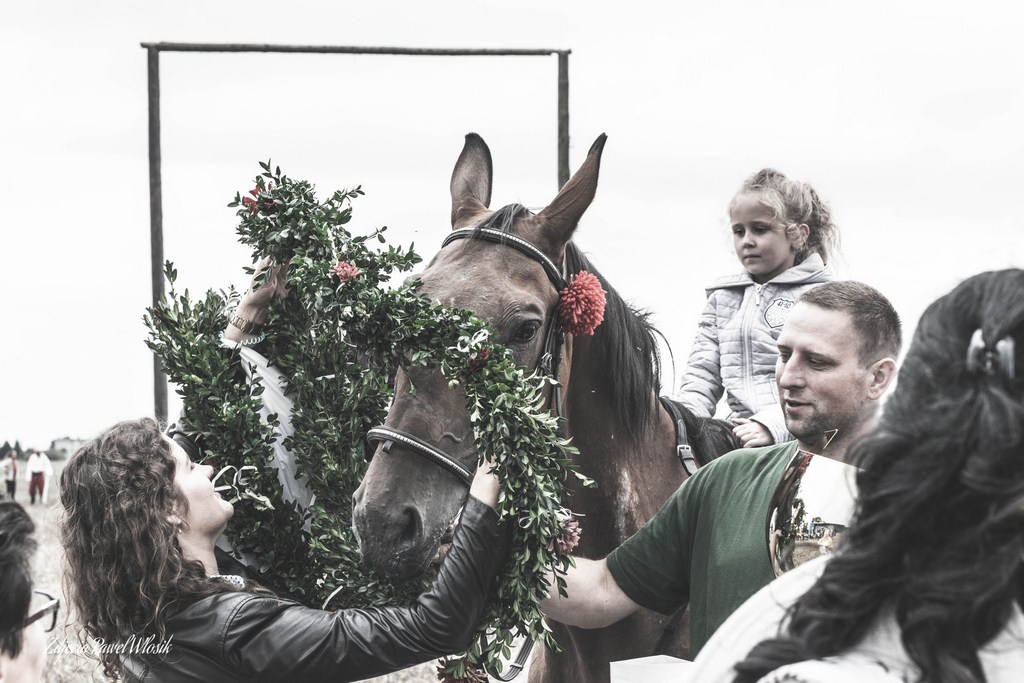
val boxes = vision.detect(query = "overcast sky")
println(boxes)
[3,1,1022,449]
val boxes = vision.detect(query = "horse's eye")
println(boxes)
[512,320,542,344]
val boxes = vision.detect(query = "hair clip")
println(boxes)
[966,329,1016,380]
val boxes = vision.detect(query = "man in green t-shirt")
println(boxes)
[540,281,902,656]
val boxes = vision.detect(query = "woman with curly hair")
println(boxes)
[689,268,1024,682]
[59,417,505,681]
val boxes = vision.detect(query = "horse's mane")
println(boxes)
[563,242,662,442]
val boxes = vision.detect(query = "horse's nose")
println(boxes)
[352,490,427,579]
[395,504,423,553]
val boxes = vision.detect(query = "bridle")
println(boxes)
[366,224,569,488]
[364,219,698,680]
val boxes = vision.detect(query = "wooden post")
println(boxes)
[557,51,570,188]
[147,46,167,423]
[141,43,571,420]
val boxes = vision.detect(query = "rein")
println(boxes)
[367,225,569,490]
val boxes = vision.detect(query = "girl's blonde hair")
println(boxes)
[730,168,840,265]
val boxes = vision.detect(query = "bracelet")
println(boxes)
[229,311,264,335]
[236,332,266,347]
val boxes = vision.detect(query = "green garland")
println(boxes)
[144,163,591,676]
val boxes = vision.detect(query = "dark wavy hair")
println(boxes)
[59,418,237,680]
[0,501,36,658]
[734,269,1024,682]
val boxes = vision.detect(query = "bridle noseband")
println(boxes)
[366,224,569,487]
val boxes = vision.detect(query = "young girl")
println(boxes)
[679,169,840,447]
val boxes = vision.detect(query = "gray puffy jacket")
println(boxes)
[677,254,835,444]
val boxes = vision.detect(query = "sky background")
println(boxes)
[3,1,1022,450]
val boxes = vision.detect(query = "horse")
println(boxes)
[351,133,740,682]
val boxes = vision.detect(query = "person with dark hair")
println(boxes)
[678,169,840,448]
[0,500,55,683]
[59,417,506,681]
[690,268,1024,682]
[541,280,902,658]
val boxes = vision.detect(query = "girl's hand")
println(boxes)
[731,418,772,448]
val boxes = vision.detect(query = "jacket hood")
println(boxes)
[705,253,834,294]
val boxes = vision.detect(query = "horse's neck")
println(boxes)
[561,337,681,554]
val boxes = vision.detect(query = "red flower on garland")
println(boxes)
[242,183,275,215]
[547,514,582,555]
[436,658,487,683]
[557,271,606,335]
[332,260,361,282]
[468,347,490,372]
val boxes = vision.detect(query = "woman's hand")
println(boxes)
[468,455,500,510]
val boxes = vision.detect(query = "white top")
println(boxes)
[690,555,1024,682]
[25,452,52,478]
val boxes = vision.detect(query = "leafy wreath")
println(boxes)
[144,163,593,679]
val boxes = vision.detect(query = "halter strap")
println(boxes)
[659,396,699,477]
[366,426,473,486]
[442,228,568,291]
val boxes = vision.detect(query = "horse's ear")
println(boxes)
[536,134,607,255]
[450,133,493,229]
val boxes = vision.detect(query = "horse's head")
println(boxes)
[352,132,607,579]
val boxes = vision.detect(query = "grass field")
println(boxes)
[15,458,440,682]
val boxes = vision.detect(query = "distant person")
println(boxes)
[691,268,1024,682]
[24,451,51,506]
[0,500,56,683]
[2,452,16,500]
[679,169,840,448]
[541,281,900,656]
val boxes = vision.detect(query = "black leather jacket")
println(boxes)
[122,496,507,682]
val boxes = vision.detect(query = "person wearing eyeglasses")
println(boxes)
[0,500,58,683]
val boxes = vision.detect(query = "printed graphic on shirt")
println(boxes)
[764,298,795,329]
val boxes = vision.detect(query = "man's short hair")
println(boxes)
[0,501,36,658]
[799,281,902,364]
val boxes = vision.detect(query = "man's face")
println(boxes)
[775,302,876,451]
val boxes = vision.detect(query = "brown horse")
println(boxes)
[352,133,738,682]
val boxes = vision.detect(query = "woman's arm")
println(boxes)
[215,461,508,681]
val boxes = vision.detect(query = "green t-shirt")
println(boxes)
[606,441,799,655]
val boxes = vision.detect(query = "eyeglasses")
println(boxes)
[22,590,60,633]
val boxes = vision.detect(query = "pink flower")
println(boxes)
[558,271,606,335]
[547,515,582,555]
[332,260,361,282]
